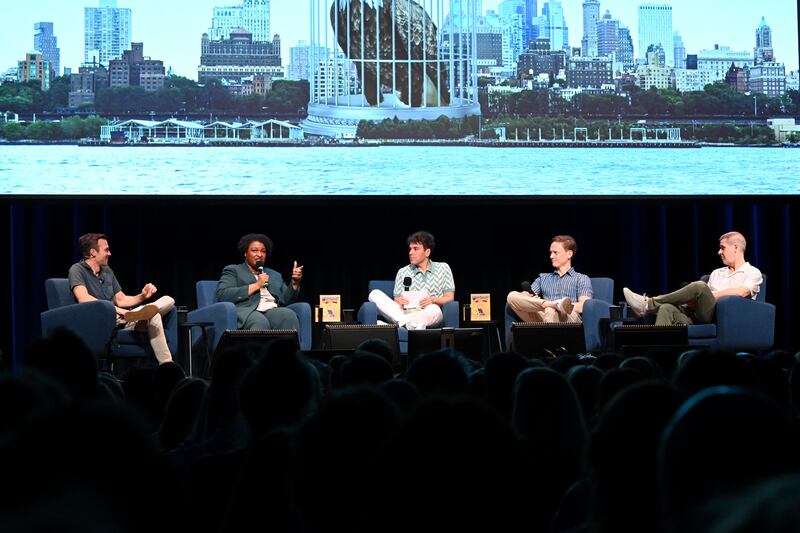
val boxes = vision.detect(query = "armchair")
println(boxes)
[504,277,615,353]
[195,280,312,352]
[687,274,774,352]
[40,278,178,365]
[357,280,459,353]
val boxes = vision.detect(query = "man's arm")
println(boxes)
[422,291,454,308]
[73,285,130,317]
[574,295,591,314]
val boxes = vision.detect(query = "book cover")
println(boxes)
[470,293,491,321]
[320,294,342,322]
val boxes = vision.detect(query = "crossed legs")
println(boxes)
[506,292,581,323]
[368,289,444,328]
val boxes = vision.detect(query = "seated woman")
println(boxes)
[216,233,304,330]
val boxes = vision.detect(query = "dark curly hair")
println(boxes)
[407,231,435,252]
[237,233,274,257]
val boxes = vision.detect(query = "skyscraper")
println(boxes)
[540,1,569,52]
[33,22,60,77]
[581,0,600,57]
[673,31,686,69]
[84,0,132,65]
[210,0,271,42]
[638,3,673,67]
[289,40,329,80]
[524,0,538,48]
[754,16,774,63]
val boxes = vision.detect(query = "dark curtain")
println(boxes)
[2,196,796,367]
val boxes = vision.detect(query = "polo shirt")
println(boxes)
[393,261,455,298]
[707,262,762,299]
[68,260,122,302]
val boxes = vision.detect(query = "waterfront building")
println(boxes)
[17,52,50,91]
[697,45,753,82]
[198,30,281,83]
[748,61,786,97]
[766,118,800,142]
[754,17,774,64]
[636,49,674,90]
[210,0,270,42]
[311,57,355,101]
[673,68,716,92]
[109,43,165,92]
[288,41,329,81]
[69,62,109,108]
[673,31,686,69]
[724,63,748,93]
[538,1,569,52]
[517,37,567,81]
[33,22,60,77]
[581,0,600,57]
[638,3,673,67]
[617,27,635,72]
[567,56,613,88]
[84,0,132,65]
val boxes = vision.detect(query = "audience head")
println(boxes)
[339,350,394,388]
[405,348,470,397]
[24,329,99,399]
[673,350,756,396]
[484,351,530,416]
[357,338,395,367]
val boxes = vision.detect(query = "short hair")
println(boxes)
[78,233,107,259]
[551,235,577,255]
[237,233,273,256]
[407,231,435,252]
[720,231,746,251]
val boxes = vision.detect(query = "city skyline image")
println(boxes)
[0,0,797,79]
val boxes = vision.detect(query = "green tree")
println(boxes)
[44,75,70,111]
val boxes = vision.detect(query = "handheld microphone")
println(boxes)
[403,277,412,291]
[255,261,268,288]
[521,281,533,294]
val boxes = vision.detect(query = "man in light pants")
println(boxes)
[369,231,454,330]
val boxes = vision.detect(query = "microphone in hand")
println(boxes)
[403,277,412,291]
[521,281,533,294]
[255,261,269,288]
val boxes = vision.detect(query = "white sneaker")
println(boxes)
[405,322,425,330]
[377,320,390,326]
[556,297,573,316]
[623,288,649,318]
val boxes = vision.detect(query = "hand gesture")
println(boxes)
[141,283,158,299]
[419,296,434,309]
[291,261,304,282]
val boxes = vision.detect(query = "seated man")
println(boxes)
[507,235,593,323]
[368,231,454,330]
[216,233,303,330]
[623,231,762,326]
[68,233,175,364]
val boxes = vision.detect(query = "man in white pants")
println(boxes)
[68,233,175,364]
[369,231,455,330]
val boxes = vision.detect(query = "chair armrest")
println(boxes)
[40,300,117,356]
[287,302,312,351]
[715,296,776,352]
[358,301,378,324]
[581,299,612,353]
[504,303,521,350]
[443,300,460,327]
[187,302,237,353]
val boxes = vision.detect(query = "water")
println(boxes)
[0,144,797,195]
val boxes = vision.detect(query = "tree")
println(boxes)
[44,75,70,111]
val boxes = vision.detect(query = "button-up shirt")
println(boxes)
[393,261,455,298]
[531,267,593,301]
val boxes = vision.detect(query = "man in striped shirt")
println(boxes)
[507,235,593,323]
[369,230,455,330]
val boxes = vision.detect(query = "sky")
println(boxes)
[0,0,797,79]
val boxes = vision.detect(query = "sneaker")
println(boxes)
[124,304,159,323]
[405,322,426,330]
[556,297,573,316]
[623,288,649,318]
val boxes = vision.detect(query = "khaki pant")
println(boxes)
[117,296,175,364]
[650,281,715,326]
[506,291,581,323]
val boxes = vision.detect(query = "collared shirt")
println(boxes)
[393,260,455,298]
[707,262,762,299]
[531,267,593,301]
[254,272,278,312]
[68,260,122,302]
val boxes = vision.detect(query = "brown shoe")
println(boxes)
[124,304,159,323]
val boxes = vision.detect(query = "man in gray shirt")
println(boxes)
[68,233,175,364]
